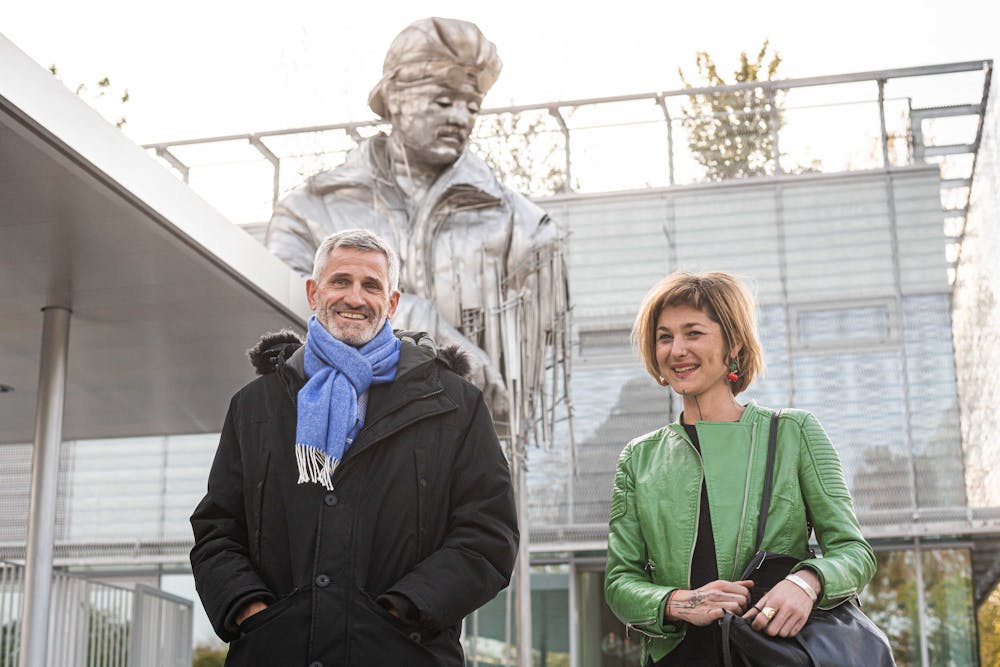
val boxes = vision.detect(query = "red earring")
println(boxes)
[727,360,740,383]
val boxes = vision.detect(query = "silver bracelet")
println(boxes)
[784,573,818,603]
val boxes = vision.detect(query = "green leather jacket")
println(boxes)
[604,403,875,663]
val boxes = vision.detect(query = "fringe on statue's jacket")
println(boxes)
[190,330,518,667]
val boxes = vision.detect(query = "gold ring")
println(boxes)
[761,606,777,621]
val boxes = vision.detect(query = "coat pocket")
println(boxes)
[352,590,439,666]
[237,587,305,634]
[226,588,309,665]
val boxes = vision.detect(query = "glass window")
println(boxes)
[860,547,978,667]
[462,568,570,666]
[922,548,976,667]
[575,569,642,667]
[860,549,920,666]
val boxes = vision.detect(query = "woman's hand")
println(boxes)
[665,579,754,626]
[742,569,821,637]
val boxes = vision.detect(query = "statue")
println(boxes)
[265,17,569,437]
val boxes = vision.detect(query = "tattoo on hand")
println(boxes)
[685,592,706,608]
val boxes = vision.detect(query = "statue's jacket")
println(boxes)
[265,134,566,385]
[190,333,518,666]
[604,404,876,663]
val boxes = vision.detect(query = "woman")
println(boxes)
[604,271,875,666]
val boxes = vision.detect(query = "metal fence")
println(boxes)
[0,562,192,667]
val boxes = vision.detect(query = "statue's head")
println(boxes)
[369,17,502,168]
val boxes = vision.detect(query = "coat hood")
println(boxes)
[247,329,471,380]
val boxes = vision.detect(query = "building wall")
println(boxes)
[953,66,1000,510]
[529,166,963,546]
[0,434,216,555]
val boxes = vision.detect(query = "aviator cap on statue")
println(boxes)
[368,17,502,118]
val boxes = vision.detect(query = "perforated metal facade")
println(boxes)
[526,166,970,548]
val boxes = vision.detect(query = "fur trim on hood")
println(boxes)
[437,344,471,379]
[247,330,303,376]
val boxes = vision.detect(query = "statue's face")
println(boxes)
[388,82,483,168]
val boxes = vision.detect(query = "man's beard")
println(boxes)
[317,305,383,347]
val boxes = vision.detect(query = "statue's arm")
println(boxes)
[507,211,570,337]
[501,209,571,436]
[393,293,509,423]
[264,205,318,277]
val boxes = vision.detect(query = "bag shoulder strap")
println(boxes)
[753,410,782,553]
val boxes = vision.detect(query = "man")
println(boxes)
[265,17,568,431]
[190,229,519,666]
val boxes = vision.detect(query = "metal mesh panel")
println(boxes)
[529,361,671,545]
[793,349,911,514]
[528,168,961,545]
[0,444,71,546]
[903,295,965,508]
[66,437,169,541]
[0,434,216,563]
[0,445,32,545]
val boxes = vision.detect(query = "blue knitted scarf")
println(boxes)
[296,315,400,489]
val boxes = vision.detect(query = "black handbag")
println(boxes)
[718,411,896,667]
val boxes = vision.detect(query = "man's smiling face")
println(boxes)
[306,247,400,347]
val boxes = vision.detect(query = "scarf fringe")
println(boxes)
[295,444,339,491]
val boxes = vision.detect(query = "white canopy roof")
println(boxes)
[0,34,310,444]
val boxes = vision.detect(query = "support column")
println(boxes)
[512,450,533,667]
[19,306,71,667]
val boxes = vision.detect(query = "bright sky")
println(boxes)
[3,0,999,145]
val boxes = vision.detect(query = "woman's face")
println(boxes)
[655,304,736,399]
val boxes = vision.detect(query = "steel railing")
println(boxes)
[140,61,992,281]
[0,561,192,667]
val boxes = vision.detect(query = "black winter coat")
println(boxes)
[190,335,519,666]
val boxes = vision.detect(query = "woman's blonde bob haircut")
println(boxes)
[632,271,764,395]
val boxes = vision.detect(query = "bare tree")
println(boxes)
[473,111,567,196]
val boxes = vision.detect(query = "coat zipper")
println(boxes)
[625,618,661,638]
[622,561,660,639]
[730,420,758,580]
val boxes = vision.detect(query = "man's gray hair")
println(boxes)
[311,229,400,292]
